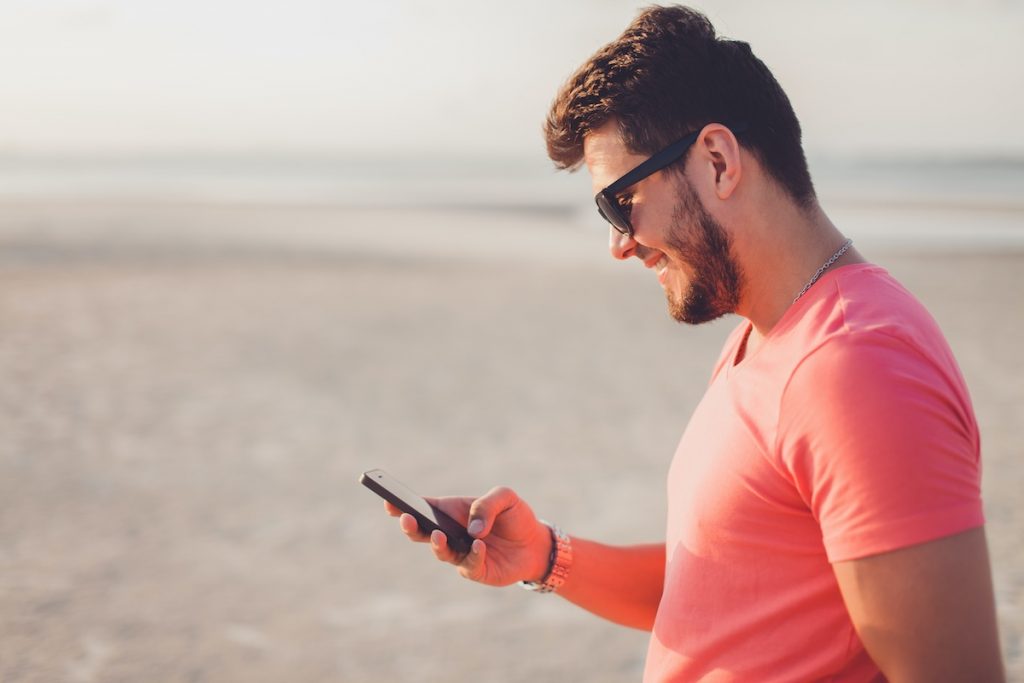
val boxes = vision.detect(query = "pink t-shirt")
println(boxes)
[643,264,984,682]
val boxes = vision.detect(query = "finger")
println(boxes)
[458,539,488,582]
[422,496,472,527]
[467,486,520,538]
[384,501,402,517]
[429,530,462,565]
[399,513,430,543]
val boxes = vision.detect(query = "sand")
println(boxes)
[0,202,1021,682]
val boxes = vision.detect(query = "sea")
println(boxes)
[1,153,1022,251]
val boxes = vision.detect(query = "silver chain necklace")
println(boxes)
[792,238,853,304]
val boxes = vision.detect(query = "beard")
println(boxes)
[663,178,744,325]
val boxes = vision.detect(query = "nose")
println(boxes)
[609,226,638,261]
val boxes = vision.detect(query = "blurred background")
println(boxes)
[1,1,1022,681]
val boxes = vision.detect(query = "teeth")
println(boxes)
[655,256,668,272]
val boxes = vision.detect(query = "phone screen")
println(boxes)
[359,468,473,555]
[364,470,443,526]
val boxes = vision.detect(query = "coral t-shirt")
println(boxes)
[643,264,984,682]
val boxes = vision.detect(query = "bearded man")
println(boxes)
[384,6,1004,681]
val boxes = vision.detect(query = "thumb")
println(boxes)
[467,486,520,538]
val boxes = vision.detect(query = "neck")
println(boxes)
[734,199,864,339]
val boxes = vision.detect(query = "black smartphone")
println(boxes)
[359,468,474,556]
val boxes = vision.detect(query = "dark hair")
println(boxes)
[545,5,815,206]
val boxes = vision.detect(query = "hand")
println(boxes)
[384,486,552,587]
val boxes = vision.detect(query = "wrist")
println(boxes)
[528,521,555,583]
[520,521,572,594]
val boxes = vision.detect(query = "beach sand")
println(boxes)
[0,203,1021,681]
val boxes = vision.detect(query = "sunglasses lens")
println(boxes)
[595,193,630,236]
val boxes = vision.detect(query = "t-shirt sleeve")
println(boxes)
[774,331,984,563]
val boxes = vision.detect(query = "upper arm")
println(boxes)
[833,527,1004,682]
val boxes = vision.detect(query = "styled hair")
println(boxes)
[544,5,815,206]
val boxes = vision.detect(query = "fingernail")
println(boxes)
[468,519,484,536]
[472,540,483,555]
[431,530,441,546]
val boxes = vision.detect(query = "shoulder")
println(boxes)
[772,269,983,561]
[738,264,987,563]
[780,263,969,405]
[778,303,979,465]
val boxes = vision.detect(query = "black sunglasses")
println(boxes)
[595,123,747,238]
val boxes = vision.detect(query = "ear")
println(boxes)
[694,123,743,200]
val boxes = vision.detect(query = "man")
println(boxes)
[384,6,1004,681]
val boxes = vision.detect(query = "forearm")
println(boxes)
[388,490,666,631]
[556,538,665,631]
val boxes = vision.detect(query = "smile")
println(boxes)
[655,255,669,283]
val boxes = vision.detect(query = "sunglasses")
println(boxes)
[594,123,747,238]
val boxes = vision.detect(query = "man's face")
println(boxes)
[583,122,744,324]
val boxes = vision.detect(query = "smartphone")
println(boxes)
[359,468,474,556]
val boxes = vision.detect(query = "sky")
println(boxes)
[1,0,1023,161]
